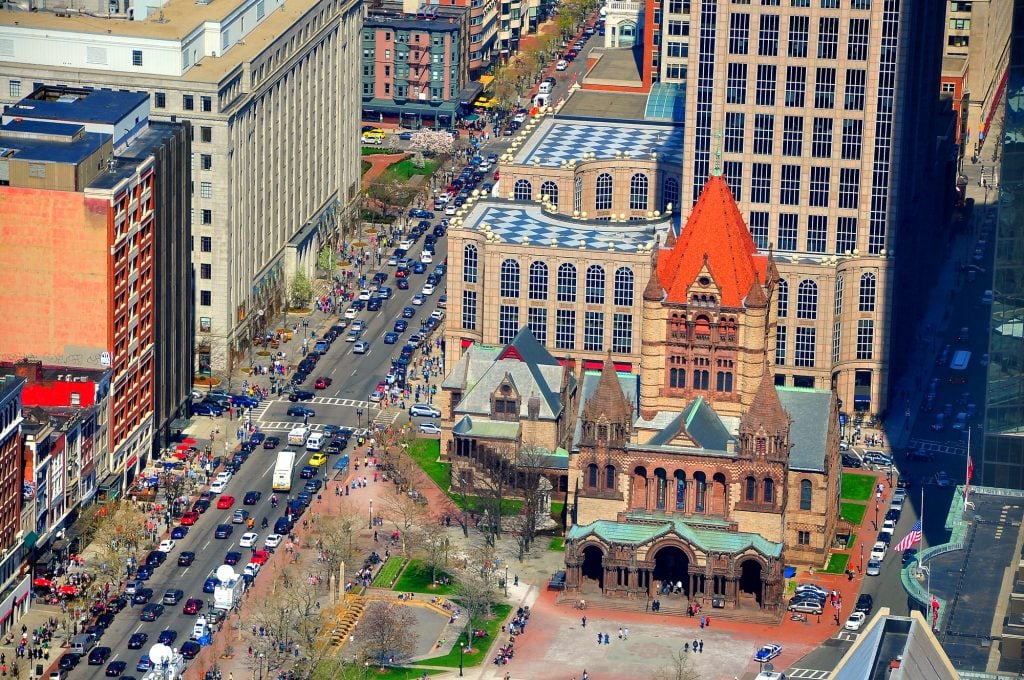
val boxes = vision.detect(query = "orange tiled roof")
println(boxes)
[657,176,768,306]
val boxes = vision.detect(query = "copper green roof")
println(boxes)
[567,514,783,558]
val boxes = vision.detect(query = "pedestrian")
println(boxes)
[596,633,601,646]
[624,627,629,640]
[699,639,703,653]
[618,627,622,639]
[706,615,710,627]
[604,633,610,645]
[693,639,698,652]
[700,616,705,629]
[582,615,586,628]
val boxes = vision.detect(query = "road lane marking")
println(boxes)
[202,541,210,551]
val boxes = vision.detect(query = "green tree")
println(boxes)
[290,271,314,309]
[317,245,335,273]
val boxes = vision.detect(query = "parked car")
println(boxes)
[287,406,316,418]
[754,644,782,663]
[844,611,867,631]
[409,404,441,418]
[855,593,874,614]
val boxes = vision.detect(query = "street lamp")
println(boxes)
[357,408,364,429]
[918,564,934,627]
[860,542,865,573]
[258,652,265,680]
[459,642,465,677]
[504,565,509,596]
[873,495,880,531]
[369,499,374,529]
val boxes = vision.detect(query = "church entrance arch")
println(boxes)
[652,545,690,597]
[738,559,763,606]
[581,545,605,588]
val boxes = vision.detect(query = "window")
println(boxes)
[584,312,604,351]
[669,361,686,388]
[758,14,779,56]
[201,210,213,226]
[727,63,747,104]
[200,263,212,279]
[183,94,194,110]
[859,272,876,311]
[780,165,800,205]
[842,119,863,159]
[500,259,520,297]
[630,174,649,210]
[8,80,20,98]
[540,181,558,207]
[795,327,816,366]
[595,173,613,210]
[749,211,769,249]
[574,176,583,213]
[812,118,833,158]
[499,305,519,344]
[814,67,835,108]
[807,215,827,253]
[745,476,756,501]
[529,261,548,300]
[837,217,857,254]
[716,370,733,392]
[797,280,818,319]
[528,307,547,344]
[693,365,710,390]
[817,17,839,59]
[132,49,143,66]
[724,112,745,153]
[557,263,577,302]
[763,478,774,503]
[724,161,743,202]
[200,236,213,252]
[588,464,598,487]
[200,182,213,199]
[201,96,212,112]
[782,116,803,156]
[777,279,789,317]
[663,177,679,211]
[556,309,576,349]
[463,243,478,283]
[845,69,866,110]
[154,92,166,108]
[614,267,634,306]
[200,290,212,306]
[605,465,616,489]
[800,479,812,509]
[848,18,869,60]
[751,163,772,203]
[809,167,830,207]
[585,265,606,304]
[514,179,532,201]
[613,313,633,352]
[753,114,774,154]
[755,64,776,106]
[462,290,478,330]
[776,325,787,365]
[785,66,806,107]
[729,13,749,54]
[788,15,808,57]
[856,319,874,359]
[839,168,859,209]
[200,127,212,143]
[201,154,213,170]
[835,274,844,316]
[798,530,811,545]
[832,321,842,363]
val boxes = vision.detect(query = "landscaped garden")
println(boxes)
[392,559,456,595]
[408,604,513,670]
[841,472,876,501]
[370,556,408,589]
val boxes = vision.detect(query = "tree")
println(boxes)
[91,502,148,586]
[248,564,329,680]
[453,539,499,646]
[309,503,363,601]
[383,492,430,558]
[507,446,549,560]
[418,525,449,587]
[290,271,314,309]
[650,647,702,680]
[317,245,335,274]
[409,129,455,157]
[357,600,418,670]
[472,443,516,546]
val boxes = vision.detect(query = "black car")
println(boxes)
[135,565,153,580]
[193,499,211,513]
[132,588,154,605]
[905,448,935,462]
[95,612,115,629]
[88,647,112,665]
[215,524,233,539]
[244,491,262,505]
[263,436,281,449]
[855,593,874,614]
[139,604,164,621]
[127,633,149,649]
[304,479,323,493]
[224,551,243,565]
[289,390,315,402]
[877,531,892,545]
[274,516,293,534]
[106,595,128,613]
[885,509,901,522]
[841,453,862,468]
[105,661,128,677]
[178,551,196,566]
[287,406,316,418]
[300,465,317,479]
[901,548,919,566]
[180,641,202,660]
[158,629,178,645]
[59,654,81,671]
[327,439,347,454]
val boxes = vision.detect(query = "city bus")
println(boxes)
[272,450,296,492]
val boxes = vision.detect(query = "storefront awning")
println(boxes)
[458,82,484,106]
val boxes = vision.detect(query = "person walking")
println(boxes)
[581,615,587,628]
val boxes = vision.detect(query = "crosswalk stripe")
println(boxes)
[786,668,830,679]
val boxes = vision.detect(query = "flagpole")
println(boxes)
[965,427,972,512]
[922,485,929,624]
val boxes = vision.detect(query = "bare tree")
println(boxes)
[383,492,430,558]
[453,539,499,645]
[650,647,702,680]
[309,502,362,601]
[357,600,418,670]
[247,565,329,680]
[417,526,449,587]
[90,501,149,588]
[507,446,548,560]
[472,443,517,546]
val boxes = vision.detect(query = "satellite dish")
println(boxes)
[149,643,173,665]
[216,565,236,582]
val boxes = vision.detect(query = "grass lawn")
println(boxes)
[550,501,565,524]
[361,146,399,155]
[380,158,440,183]
[371,556,408,589]
[392,559,456,595]
[458,496,524,516]
[313,661,441,680]
[841,502,867,525]
[841,472,876,501]
[846,532,857,549]
[821,553,851,574]
[407,440,450,492]
[410,604,512,669]
[361,160,372,175]
[549,537,565,552]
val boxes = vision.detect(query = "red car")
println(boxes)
[216,495,235,509]
[493,170,500,180]
[314,377,332,390]
[249,550,270,566]
[182,598,203,615]
[180,511,200,526]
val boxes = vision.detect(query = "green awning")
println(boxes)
[23,532,38,549]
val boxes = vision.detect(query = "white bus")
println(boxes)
[272,450,296,492]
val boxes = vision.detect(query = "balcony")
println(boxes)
[606,0,643,11]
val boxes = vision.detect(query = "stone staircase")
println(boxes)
[324,595,366,649]
[555,592,782,626]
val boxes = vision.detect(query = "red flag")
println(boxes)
[967,455,974,482]
[932,597,940,627]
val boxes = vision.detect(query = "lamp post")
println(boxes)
[302,319,309,339]
[918,564,934,626]
[356,408,364,429]
[873,495,880,531]
[258,652,265,680]
[504,565,509,596]
[860,542,865,572]
[369,499,374,529]
[459,642,465,677]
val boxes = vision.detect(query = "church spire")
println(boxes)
[740,366,790,436]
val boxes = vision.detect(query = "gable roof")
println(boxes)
[656,175,769,306]
[643,397,732,449]
[498,326,562,366]
[776,387,833,472]
[567,514,783,557]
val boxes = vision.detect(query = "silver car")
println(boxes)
[353,341,370,354]
[788,600,824,615]
[866,559,882,576]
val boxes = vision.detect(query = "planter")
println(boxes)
[192,376,221,387]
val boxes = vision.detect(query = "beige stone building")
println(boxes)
[0,0,364,374]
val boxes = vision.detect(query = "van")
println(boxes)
[361,130,385,144]
[288,427,309,446]
[862,451,892,468]
[69,634,96,657]
[191,616,209,641]
[950,350,971,371]
[305,432,325,451]
[537,81,553,95]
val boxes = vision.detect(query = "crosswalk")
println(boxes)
[908,438,968,456]
[786,668,831,679]
[834,631,859,642]
[249,397,377,432]
[373,406,405,426]
[259,421,328,432]
[311,396,372,408]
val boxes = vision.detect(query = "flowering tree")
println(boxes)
[409,129,455,156]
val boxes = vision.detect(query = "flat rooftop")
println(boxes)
[513,116,683,167]
[88,121,184,191]
[556,90,651,121]
[0,119,107,165]
[4,88,148,126]
[585,47,643,87]
[457,198,673,253]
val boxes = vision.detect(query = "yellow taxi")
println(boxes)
[308,452,328,467]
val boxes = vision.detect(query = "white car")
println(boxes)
[421,283,435,295]
[419,422,442,435]
[244,563,261,578]
[387,254,399,266]
[264,534,283,549]
[399,239,413,250]
[555,59,568,71]
[513,112,528,124]
[445,204,458,216]
[353,341,370,354]
[420,251,433,263]
[412,294,425,305]
[210,480,227,494]
[430,309,445,320]
[844,611,867,631]
[881,519,896,535]
[358,289,371,301]
[157,540,176,553]
[239,532,259,548]
[216,471,232,483]
[870,541,887,562]
[344,307,358,319]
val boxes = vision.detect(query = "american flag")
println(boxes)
[893,520,922,552]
